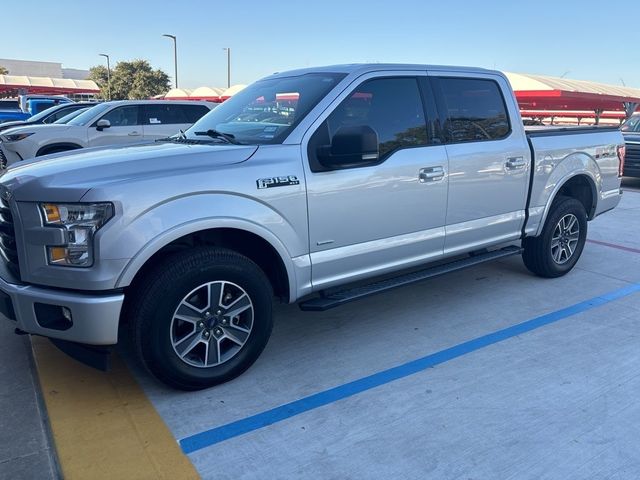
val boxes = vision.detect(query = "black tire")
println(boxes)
[522,196,587,278]
[127,247,273,390]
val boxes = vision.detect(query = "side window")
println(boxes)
[143,104,188,125]
[435,77,510,143]
[181,104,211,123]
[324,77,429,159]
[100,106,140,127]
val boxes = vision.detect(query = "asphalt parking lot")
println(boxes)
[2,182,640,480]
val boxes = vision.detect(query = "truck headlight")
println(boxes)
[1,132,34,142]
[40,203,114,267]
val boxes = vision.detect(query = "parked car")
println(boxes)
[0,99,19,111]
[0,102,96,134]
[620,114,640,177]
[0,100,216,166]
[621,113,640,133]
[0,107,92,168]
[50,107,92,124]
[0,64,624,390]
[621,134,640,177]
[0,95,72,124]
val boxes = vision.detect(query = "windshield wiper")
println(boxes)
[194,129,241,144]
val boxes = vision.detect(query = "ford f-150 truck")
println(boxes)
[0,64,624,390]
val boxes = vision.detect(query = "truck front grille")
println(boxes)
[0,196,20,278]
[625,144,640,166]
[0,147,7,169]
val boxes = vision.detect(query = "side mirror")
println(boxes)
[96,119,111,131]
[317,125,379,169]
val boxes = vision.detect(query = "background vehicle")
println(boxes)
[0,107,91,168]
[620,113,640,177]
[0,99,19,111]
[0,100,215,165]
[18,94,72,113]
[621,113,640,133]
[0,64,624,390]
[0,95,72,124]
[0,102,96,134]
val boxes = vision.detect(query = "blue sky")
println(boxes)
[2,0,637,89]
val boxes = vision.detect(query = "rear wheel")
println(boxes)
[523,196,587,278]
[127,247,273,390]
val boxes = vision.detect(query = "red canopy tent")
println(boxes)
[0,75,99,96]
[505,72,640,124]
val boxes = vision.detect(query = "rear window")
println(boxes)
[435,77,510,143]
[182,104,211,123]
[0,100,19,110]
[142,103,209,125]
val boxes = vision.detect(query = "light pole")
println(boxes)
[98,53,111,100]
[223,47,231,88]
[162,34,178,88]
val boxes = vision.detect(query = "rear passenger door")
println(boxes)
[142,103,210,140]
[88,105,143,147]
[303,73,449,290]
[430,73,531,255]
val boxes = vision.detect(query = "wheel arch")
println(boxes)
[535,172,598,236]
[36,142,83,157]
[117,221,296,303]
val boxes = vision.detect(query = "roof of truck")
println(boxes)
[268,63,497,78]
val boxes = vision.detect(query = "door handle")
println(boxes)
[505,157,526,170]
[128,131,141,136]
[419,166,445,183]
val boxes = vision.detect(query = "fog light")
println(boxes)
[34,303,73,331]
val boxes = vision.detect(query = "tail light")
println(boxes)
[617,145,626,177]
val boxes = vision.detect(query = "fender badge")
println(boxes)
[257,175,300,189]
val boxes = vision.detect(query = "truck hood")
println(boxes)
[0,141,258,202]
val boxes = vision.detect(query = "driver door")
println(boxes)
[303,74,449,290]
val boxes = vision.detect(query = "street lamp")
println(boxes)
[162,34,178,88]
[223,47,231,88]
[98,53,111,100]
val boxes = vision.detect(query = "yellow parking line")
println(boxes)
[31,337,199,480]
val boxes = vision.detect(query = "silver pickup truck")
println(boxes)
[0,64,624,390]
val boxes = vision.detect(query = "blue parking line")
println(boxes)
[180,282,640,454]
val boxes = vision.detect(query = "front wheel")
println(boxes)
[522,196,587,278]
[127,247,273,390]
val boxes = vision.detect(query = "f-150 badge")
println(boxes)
[256,176,300,189]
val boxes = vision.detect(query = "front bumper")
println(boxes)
[0,273,124,345]
[0,144,22,167]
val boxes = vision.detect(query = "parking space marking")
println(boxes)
[179,282,640,454]
[31,337,199,480]
[586,239,640,254]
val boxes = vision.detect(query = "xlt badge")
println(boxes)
[256,176,300,189]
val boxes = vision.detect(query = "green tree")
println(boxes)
[0,66,8,75]
[89,59,170,100]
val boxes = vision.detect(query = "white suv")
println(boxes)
[0,100,216,166]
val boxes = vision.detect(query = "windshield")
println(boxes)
[185,72,346,144]
[66,102,112,126]
[621,114,640,132]
[53,108,90,124]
